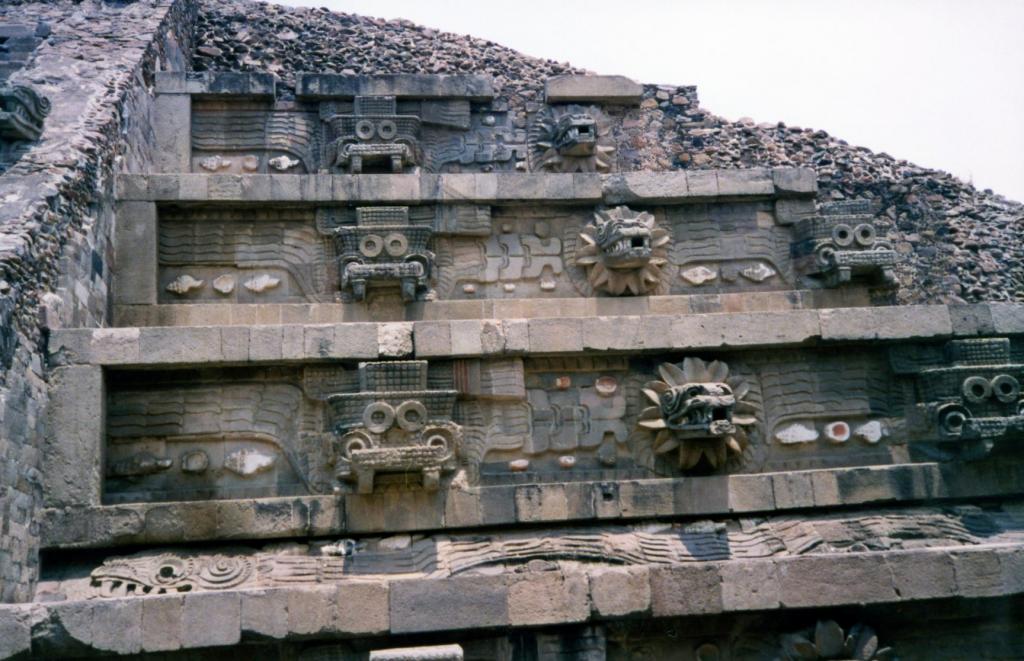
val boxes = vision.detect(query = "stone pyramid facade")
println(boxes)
[1,1,1023,659]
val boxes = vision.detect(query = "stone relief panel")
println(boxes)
[890,337,1024,460]
[735,621,895,661]
[0,83,50,170]
[191,100,318,174]
[36,503,1023,599]
[158,207,335,303]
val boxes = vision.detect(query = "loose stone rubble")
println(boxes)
[0,1,1023,659]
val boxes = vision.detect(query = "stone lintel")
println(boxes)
[7,544,1023,655]
[114,169,817,204]
[46,305,1018,367]
[295,73,494,101]
[544,75,643,104]
[155,71,276,98]
[39,460,1024,548]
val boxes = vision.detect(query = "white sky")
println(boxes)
[269,0,1024,202]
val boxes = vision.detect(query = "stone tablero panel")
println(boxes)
[89,338,1024,504]
[153,198,891,305]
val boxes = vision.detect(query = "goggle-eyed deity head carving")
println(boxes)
[576,206,670,295]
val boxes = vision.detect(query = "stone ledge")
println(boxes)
[544,75,643,104]
[154,71,276,97]
[114,169,817,203]
[7,544,1023,655]
[40,460,1024,548]
[295,73,494,100]
[51,305,1023,366]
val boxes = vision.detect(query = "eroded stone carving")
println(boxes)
[336,206,434,302]
[0,84,50,143]
[327,361,461,493]
[891,337,1024,459]
[792,200,897,287]
[634,358,757,471]
[576,206,670,296]
[164,274,204,295]
[322,95,420,173]
[529,104,615,173]
[90,552,255,597]
[778,621,894,661]
[191,106,318,174]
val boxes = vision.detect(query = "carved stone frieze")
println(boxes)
[326,360,462,493]
[775,621,894,661]
[322,95,422,173]
[0,83,50,142]
[890,337,1024,459]
[792,200,897,287]
[575,206,670,295]
[528,104,615,173]
[335,206,435,302]
[633,358,759,472]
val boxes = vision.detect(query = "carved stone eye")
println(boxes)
[355,119,375,140]
[359,234,384,258]
[991,374,1021,403]
[854,223,876,246]
[831,224,855,247]
[377,119,397,140]
[962,376,992,403]
[384,232,409,257]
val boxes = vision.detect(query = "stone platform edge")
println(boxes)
[115,168,817,204]
[40,459,1024,548]
[48,304,1024,366]
[3,544,1022,657]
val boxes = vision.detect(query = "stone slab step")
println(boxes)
[4,543,1022,656]
[115,168,816,204]
[40,459,1024,548]
[49,304,1024,366]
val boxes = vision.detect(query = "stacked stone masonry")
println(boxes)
[1,1,1023,659]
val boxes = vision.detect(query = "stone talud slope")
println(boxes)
[193,0,1023,305]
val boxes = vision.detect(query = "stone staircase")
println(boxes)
[10,71,1024,659]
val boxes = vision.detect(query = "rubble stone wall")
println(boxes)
[0,0,195,603]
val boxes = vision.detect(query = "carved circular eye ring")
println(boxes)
[355,119,375,140]
[341,430,371,459]
[938,404,970,435]
[815,245,837,268]
[359,234,384,258]
[362,401,395,434]
[377,119,397,140]
[962,376,992,403]
[831,224,855,247]
[854,223,876,246]
[423,427,453,458]
[395,400,428,432]
[991,374,1021,403]
[383,232,409,257]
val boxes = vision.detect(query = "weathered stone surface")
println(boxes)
[545,75,642,104]
[588,566,651,617]
[390,575,509,633]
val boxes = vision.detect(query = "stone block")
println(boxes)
[240,589,289,640]
[649,564,722,616]
[670,310,820,348]
[720,559,781,611]
[507,570,590,626]
[337,581,390,635]
[495,174,550,200]
[390,575,509,634]
[43,366,104,507]
[602,172,689,204]
[181,593,241,648]
[772,471,816,509]
[886,549,956,601]
[951,549,1003,598]
[249,325,284,361]
[114,202,158,304]
[991,303,1024,334]
[948,304,996,336]
[221,326,250,362]
[528,318,582,353]
[589,566,650,617]
[289,585,336,635]
[516,484,569,522]
[336,323,379,358]
[728,474,775,512]
[153,93,190,173]
[716,168,774,196]
[771,167,818,195]
[619,480,674,518]
[776,554,897,607]
[820,305,952,341]
[346,490,444,533]
[379,322,414,357]
[177,174,208,200]
[141,595,183,652]
[479,485,517,524]
[545,75,642,104]
[686,170,718,197]
[443,488,482,528]
[139,327,222,364]
[413,321,451,357]
[91,599,143,655]
[0,605,31,659]
[90,327,141,364]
